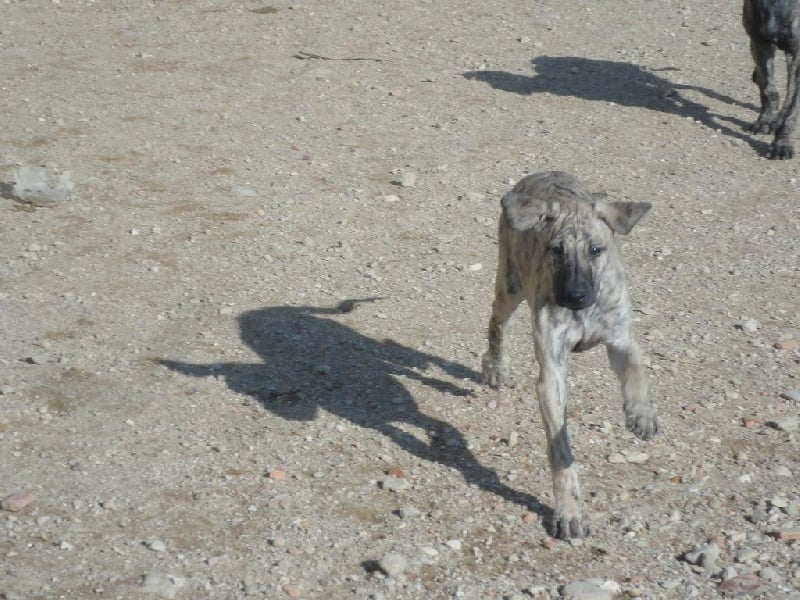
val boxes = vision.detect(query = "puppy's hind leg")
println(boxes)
[482,247,524,388]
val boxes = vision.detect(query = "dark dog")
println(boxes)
[743,0,800,159]
[482,171,657,539]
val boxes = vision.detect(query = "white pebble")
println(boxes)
[741,318,759,333]
[400,172,416,187]
[380,477,409,493]
[378,552,407,577]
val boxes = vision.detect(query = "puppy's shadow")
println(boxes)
[465,55,768,154]
[159,299,551,520]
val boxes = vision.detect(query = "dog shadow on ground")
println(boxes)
[159,299,553,522]
[465,55,768,155]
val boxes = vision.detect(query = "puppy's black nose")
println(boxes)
[558,290,589,310]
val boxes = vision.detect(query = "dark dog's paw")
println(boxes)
[626,411,659,441]
[747,119,775,134]
[747,119,776,135]
[769,140,795,159]
[550,513,590,540]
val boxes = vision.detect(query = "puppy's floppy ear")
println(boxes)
[593,200,651,235]
[501,191,561,232]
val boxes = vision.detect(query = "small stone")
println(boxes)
[770,496,789,509]
[522,512,539,522]
[768,417,799,432]
[561,579,620,600]
[400,172,416,188]
[685,541,721,570]
[378,552,408,577]
[463,191,485,202]
[767,528,800,542]
[749,506,768,523]
[720,566,738,581]
[607,452,626,464]
[381,194,401,203]
[420,545,438,557]
[740,319,759,333]
[385,467,406,478]
[268,469,287,481]
[508,431,519,448]
[380,477,410,493]
[399,505,421,519]
[147,540,167,553]
[102,498,120,511]
[741,415,763,429]
[282,584,302,599]
[759,566,782,582]
[230,184,259,197]
[623,450,649,464]
[774,338,798,351]
[444,539,462,551]
[779,390,800,403]
[660,579,682,590]
[718,573,766,595]
[141,572,184,599]
[736,547,759,563]
[26,353,49,365]
[1,490,35,512]
[467,263,483,271]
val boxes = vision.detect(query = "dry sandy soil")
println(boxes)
[1,1,799,598]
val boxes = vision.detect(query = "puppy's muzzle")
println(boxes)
[556,287,595,311]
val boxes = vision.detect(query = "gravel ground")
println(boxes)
[1,1,799,599]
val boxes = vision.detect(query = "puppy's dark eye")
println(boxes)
[548,244,564,257]
[589,244,604,256]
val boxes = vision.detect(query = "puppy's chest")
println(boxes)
[566,307,619,352]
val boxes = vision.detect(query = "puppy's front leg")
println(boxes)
[606,334,658,440]
[482,243,524,388]
[534,311,589,539]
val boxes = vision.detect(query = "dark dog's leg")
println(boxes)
[482,239,524,388]
[534,310,590,540]
[748,38,780,134]
[770,51,800,159]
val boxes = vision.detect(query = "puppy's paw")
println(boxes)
[625,408,659,441]
[769,139,794,159]
[481,352,509,388]
[550,512,590,540]
[747,119,776,135]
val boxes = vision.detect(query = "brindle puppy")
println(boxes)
[482,171,658,540]
[743,0,800,159]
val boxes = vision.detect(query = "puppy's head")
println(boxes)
[502,171,650,311]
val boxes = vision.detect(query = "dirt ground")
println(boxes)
[1,1,799,598]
